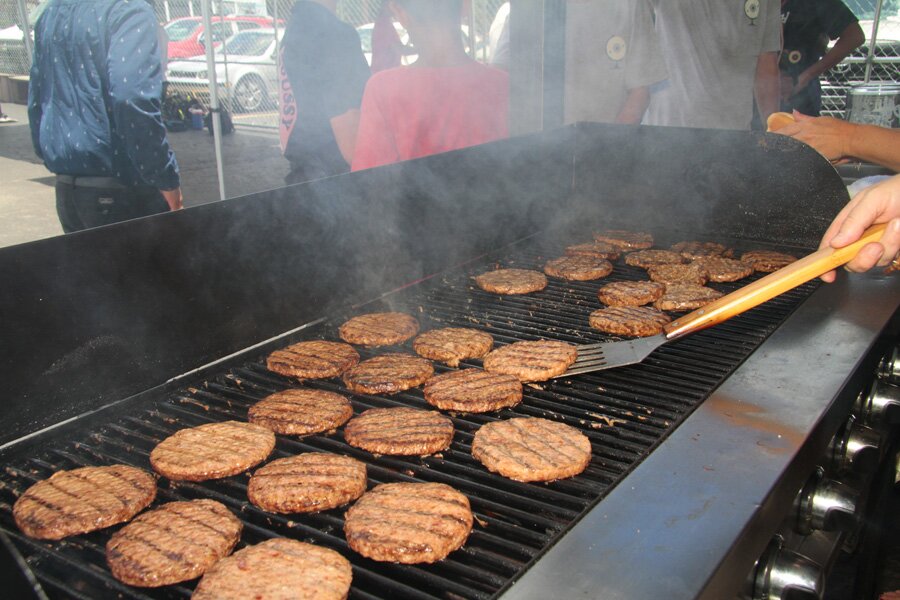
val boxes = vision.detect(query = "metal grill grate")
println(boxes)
[0,239,817,599]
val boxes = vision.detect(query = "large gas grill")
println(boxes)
[0,123,896,599]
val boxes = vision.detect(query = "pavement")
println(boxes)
[0,102,289,249]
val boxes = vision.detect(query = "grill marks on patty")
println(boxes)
[424,369,523,413]
[483,340,578,382]
[267,340,360,379]
[338,312,420,347]
[192,538,353,600]
[471,418,592,482]
[106,499,241,587]
[474,268,548,295]
[150,421,275,482]
[248,389,353,436]
[543,255,613,281]
[671,240,732,259]
[692,256,754,282]
[564,241,621,260]
[412,327,494,367]
[597,280,665,307]
[248,453,367,514]
[624,249,687,268]
[589,306,672,337]
[13,465,157,540]
[654,283,724,311]
[647,262,709,286]
[344,407,454,456]
[342,353,434,395]
[741,250,797,272]
[593,229,654,250]
[344,482,473,564]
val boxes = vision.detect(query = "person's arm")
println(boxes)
[790,22,864,98]
[330,109,361,164]
[819,175,900,282]
[615,87,650,125]
[160,188,183,211]
[754,51,781,125]
[774,114,900,171]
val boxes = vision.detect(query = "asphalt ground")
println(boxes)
[0,101,289,249]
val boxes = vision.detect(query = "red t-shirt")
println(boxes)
[351,62,509,171]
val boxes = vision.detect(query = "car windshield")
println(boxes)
[223,30,272,55]
[166,20,200,42]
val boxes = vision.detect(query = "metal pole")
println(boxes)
[272,0,282,119]
[201,0,227,201]
[863,0,884,84]
[163,0,171,22]
[15,0,32,67]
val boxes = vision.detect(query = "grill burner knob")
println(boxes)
[855,380,900,427]
[752,537,824,600]
[829,415,880,475]
[879,347,900,385]
[794,468,860,536]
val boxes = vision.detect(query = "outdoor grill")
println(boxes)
[0,123,897,599]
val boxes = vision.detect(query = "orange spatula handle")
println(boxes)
[663,223,888,340]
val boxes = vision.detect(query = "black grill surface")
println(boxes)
[0,237,817,599]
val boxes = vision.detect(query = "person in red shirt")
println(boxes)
[351,0,509,171]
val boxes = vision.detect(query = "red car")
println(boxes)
[165,16,276,60]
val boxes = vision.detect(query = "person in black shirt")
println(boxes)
[279,0,370,184]
[780,0,864,116]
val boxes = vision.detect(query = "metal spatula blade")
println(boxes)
[555,334,666,377]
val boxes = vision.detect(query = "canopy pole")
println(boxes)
[201,0,227,201]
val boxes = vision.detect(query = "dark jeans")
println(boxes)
[55,176,169,233]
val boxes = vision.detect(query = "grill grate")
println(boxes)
[0,239,817,599]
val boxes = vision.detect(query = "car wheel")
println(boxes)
[232,75,267,113]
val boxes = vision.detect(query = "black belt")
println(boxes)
[56,175,128,189]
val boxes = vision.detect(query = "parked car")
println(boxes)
[165,15,275,60]
[166,28,282,113]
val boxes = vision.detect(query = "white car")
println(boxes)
[166,28,282,113]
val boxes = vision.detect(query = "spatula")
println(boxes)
[556,223,889,377]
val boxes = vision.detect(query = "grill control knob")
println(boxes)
[752,537,824,600]
[855,380,900,427]
[879,347,900,385]
[829,415,880,475]
[795,468,860,536]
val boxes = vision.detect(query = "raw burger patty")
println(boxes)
[248,389,353,436]
[248,453,367,514]
[564,241,620,260]
[342,353,434,395]
[596,280,665,307]
[482,340,578,382]
[338,312,419,346]
[424,369,523,413]
[471,417,592,482]
[474,268,548,294]
[13,465,156,540]
[624,249,686,268]
[654,283,724,311]
[589,306,672,337]
[344,407,453,456]
[647,262,709,285]
[741,250,798,272]
[692,257,754,282]
[344,482,473,564]
[150,421,275,482]
[413,327,494,367]
[592,229,654,249]
[192,538,352,600]
[543,255,613,281]
[267,340,360,379]
[671,241,732,259]
[106,499,241,587]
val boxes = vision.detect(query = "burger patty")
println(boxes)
[647,262,709,286]
[338,312,419,347]
[589,306,672,337]
[543,255,613,281]
[624,249,686,268]
[741,250,798,272]
[670,240,732,259]
[249,389,353,436]
[342,353,434,395]
[248,453,367,514]
[106,499,241,587]
[654,283,724,311]
[343,407,454,456]
[692,256,754,282]
[596,280,666,307]
[13,465,156,540]
[423,369,523,413]
[474,268,548,294]
[344,482,473,564]
[471,417,592,482]
[592,229,654,250]
[564,241,621,260]
[412,327,494,367]
[192,538,352,600]
[150,421,275,482]
[482,340,578,382]
[267,340,360,379]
